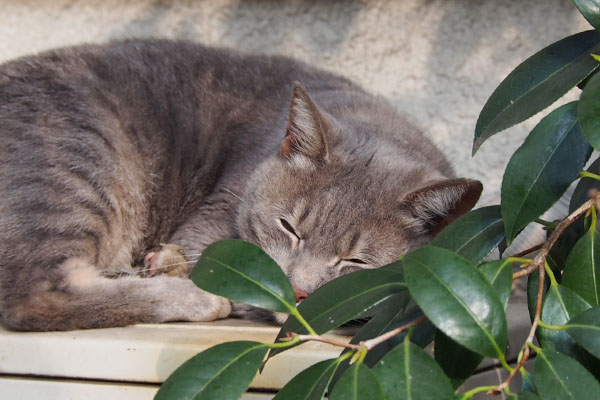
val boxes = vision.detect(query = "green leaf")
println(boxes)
[154,341,267,400]
[330,296,435,391]
[574,1,600,38]
[273,358,340,400]
[566,307,600,360]
[344,293,412,364]
[518,393,540,400]
[434,330,483,389]
[191,240,296,313]
[527,261,553,322]
[432,205,505,264]
[579,72,600,150]
[373,337,454,400]
[473,30,600,153]
[562,227,600,306]
[479,259,514,309]
[403,246,507,358]
[501,102,592,243]
[538,284,600,373]
[329,363,384,400]
[434,259,513,388]
[539,284,592,353]
[570,157,600,214]
[270,264,406,358]
[535,348,600,400]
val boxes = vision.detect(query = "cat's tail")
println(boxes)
[0,257,230,331]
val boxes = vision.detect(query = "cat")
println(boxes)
[0,40,482,331]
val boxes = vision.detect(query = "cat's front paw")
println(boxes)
[143,243,191,278]
[152,277,232,322]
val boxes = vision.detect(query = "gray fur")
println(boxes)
[0,40,481,331]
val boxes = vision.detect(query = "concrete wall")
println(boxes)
[0,0,590,206]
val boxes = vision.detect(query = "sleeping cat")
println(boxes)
[0,40,482,331]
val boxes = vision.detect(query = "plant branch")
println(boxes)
[513,194,597,280]
[294,333,361,350]
[490,259,546,395]
[359,315,428,350]
[293,315,428,352]
[510,242,544,258]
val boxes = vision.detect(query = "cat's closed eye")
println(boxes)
[277,217,301,243]
[345,258,367,265]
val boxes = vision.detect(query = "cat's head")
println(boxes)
[236,83,481,320]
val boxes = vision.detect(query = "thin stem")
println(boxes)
[460,385,498,399]
[537,320,567,331]
[544,260,559,287]
[535,218,558,230]
[507,257,532,264]
[513,195,596,279]
[293,314,428,353]
[296,334,361,350]
[360,315,427,350]
[289,308,318,336]
[492,253,546,394]
[510,242,543,258]
[267,335,302,349]
[579,170,600,181]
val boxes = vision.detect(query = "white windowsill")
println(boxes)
[0,319,352,399]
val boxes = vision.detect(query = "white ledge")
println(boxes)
[0,319,351,395]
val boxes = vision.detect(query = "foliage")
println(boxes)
[156,2,600,398]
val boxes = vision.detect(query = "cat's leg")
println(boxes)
[0,256,231,331]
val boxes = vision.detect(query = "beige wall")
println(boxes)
[0,0,590,207]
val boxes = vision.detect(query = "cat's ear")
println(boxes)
[281,82,330,162]
[402,178,483,235]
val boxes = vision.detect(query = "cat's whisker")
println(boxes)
[146,258,200,272]
[223,188,242,201]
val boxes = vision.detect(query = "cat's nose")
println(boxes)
[292,285,309,303]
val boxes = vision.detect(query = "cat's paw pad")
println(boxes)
[143,243,191,278]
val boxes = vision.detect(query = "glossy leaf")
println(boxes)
[403,246,507,358]
[566,157,600,241]
[579,72,600,150]
[473,30,600,152]
[330,296,434,391]
[432,205,505,264]
[570,157,600,214]
[501,102,592,243]
[329,363,384,400]
[273,358,340,400]
[538,284,599,372]
[479,259,514,308]
[518,393,540,400]
[434,331,483,389]
[434,258,513,387]
[535,348,600,400]
[155,341,267,400]
[520,368,537,395]
[191,240,296,313]
[566,307,600,360]
[574,0,600,30]
[342,293,411,365]
[373,337,454,400]
[562,227,600,305]
[270,264,405,358]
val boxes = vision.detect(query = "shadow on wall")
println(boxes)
[423,0,585,115]
[108,0,362,57]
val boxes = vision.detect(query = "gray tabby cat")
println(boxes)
[0,40,481,331]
